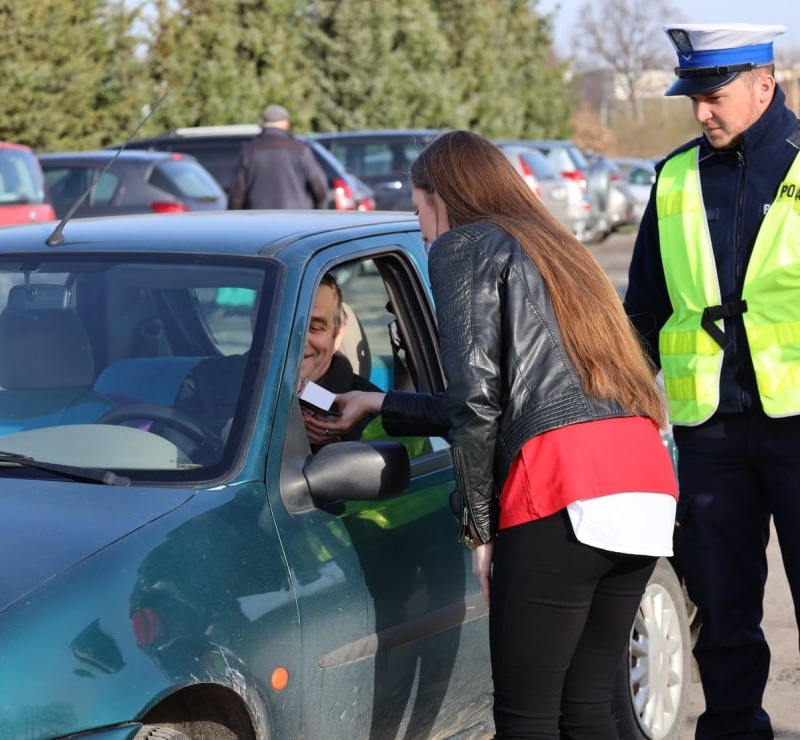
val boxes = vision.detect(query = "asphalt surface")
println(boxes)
[592,230,800,738]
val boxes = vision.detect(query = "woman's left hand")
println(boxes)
[472,541,494,607]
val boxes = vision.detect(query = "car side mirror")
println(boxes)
[303,440,410,503]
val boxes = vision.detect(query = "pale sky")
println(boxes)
[540,0,800,58]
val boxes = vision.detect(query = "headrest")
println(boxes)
[663,23,786,96]
[0,307,94,389]
[337,302,371,379]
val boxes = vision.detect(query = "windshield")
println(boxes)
[0,254,278,481]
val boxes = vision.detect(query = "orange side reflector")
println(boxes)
[271,666,289,692]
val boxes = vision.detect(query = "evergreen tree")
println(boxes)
[308,0,456,132]
[144,0,320,133]
[0,0,150,150]
[432,0,572,139]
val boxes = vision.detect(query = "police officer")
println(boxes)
[625,23,800,739]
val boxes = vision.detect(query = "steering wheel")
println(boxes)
[96,403,224,461]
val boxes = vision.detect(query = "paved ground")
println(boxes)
[592,231,800,738]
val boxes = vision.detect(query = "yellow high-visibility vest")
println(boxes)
[656,147,800,424]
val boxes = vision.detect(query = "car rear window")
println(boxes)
[149,159,225,200]
[520,151,558,181]
[0,149,47,205]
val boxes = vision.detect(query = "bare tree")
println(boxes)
[571,0,686,102]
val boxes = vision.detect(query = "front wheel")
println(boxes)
[134,726,191,740]
[613,557,692,739]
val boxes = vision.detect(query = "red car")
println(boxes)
[0,142,56,226]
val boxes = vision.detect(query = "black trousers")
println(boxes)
[674,411,800,739]
[489,509,656,739]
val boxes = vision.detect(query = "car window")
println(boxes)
[628,166,655,186]
[520,151,558,181]
[93,171,120,205]
[44,167,89,211]
[157,139,247,190]
[0,254,279,477]
[43,167,119,209]
[325,255,448,459]
[362,145,395,176]
[149,159,225,199]
[0,149,47,205]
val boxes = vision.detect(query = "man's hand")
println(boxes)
[302,409,341,446]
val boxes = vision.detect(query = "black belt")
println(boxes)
[701,300,748,350]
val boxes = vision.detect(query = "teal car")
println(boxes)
[0,211,691,740]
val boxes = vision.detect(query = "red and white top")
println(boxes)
[499,416,678,556]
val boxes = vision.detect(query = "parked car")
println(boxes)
[39,150,226,218]
[497,142,593,237]
[584,152,638,238]
[124,125,376,211]
[312,129,440,211]
[496,139,603,242]
[0,142,56,226]
[613,157,658,224]
[0,210,692,740]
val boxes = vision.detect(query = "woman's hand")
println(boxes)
[473,540,494,607]
[305,390,386,437]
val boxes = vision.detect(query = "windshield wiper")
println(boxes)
[0,451,130,486]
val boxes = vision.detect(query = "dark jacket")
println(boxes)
[227,128,329,210]
[171,352,378,462]
[625,85,800,414]
[421,222,629,544]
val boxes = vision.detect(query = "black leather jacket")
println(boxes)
[411,222,630,544]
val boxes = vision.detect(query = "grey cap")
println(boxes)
[261,104,290,124]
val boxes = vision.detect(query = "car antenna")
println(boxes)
[45,86,169,247]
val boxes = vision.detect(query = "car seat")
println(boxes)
[0,304,114,434]
[93,356,205,407]
[337,301,371,379]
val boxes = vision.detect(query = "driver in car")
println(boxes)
[168,273,380,462]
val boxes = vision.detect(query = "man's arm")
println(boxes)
[624,195,672,369]
[302,147,330,209]
[227,150,248,210]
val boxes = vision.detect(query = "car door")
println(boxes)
[269,239,492,738]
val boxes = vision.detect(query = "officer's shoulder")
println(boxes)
[653,138,704,175]
[788,121,800,149]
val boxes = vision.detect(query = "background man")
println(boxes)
[624,23,800,738]
[227,104,329,210]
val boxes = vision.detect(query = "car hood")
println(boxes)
[0,480,194,613]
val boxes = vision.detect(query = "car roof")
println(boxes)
[0,210,419,259]
[312,129,442,139]
[38,150,197,164]
[0,141,34,153]
[130,126,321,143]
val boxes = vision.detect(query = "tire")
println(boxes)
[134,726,192,740]
[613,557,692,739]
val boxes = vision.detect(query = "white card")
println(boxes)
[299,379,336,412]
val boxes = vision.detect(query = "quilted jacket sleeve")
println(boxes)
[428,226,503,544]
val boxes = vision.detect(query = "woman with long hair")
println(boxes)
[315,130,677,738]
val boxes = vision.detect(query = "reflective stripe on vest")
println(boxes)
[657,147,800,424]
[657,148,723,425]
[742,155,800,416]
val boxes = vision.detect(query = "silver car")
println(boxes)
[497,142,597,241]
[497,139,602,242]
[613,157,657,224]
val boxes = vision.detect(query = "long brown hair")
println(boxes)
[410,130,666,428]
